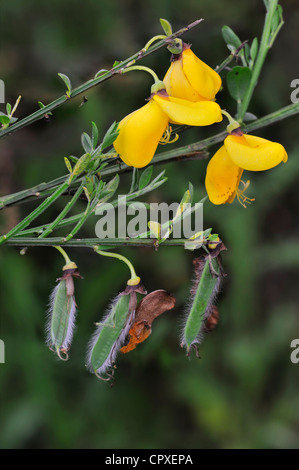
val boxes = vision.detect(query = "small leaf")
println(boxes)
[113,60,121,68]
[58,73,72,95]
[37,101,45,109]
[71,153,92,180]
[160,18,172,36]
[222,25,242,50]
[0,114,10,125]
[64,157,73,174]
[250,37,258,64]
[95,69,108,79]
[271,5,283,33]
[227,66,252,102]
[81,132,93,153]
[139,166,153,190]
[6,103,11,115]
[100,121,119,151]
[91,121,99,149]
[68,155,79,163]
[243,112,258,122]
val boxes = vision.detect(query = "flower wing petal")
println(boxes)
[224,134,288,171]
[153,95,222,126]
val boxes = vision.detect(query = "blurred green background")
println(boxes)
[1,0,299,449]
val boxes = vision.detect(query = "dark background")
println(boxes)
[0,0,299,449]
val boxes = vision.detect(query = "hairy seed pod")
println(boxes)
[181,254,223,355]
[46,265,82,360]
[87,293,133,380]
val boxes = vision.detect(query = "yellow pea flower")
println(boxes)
[113,98,168,168]
[163,45,222,102]
[114,89,223,168]
[205,132,288,206]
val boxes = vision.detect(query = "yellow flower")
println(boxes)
[113,99,168,168]
[163,46,222,102]
[205,132,288,206]
[114,90,223,168]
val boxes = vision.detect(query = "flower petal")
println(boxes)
[224,134,288,171]
[113,100,168,168]
[205,145,243,205]
[163,58,206,102]
[182,48,222,101]
[153,95,223,126]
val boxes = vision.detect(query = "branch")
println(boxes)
[0,20,203,140]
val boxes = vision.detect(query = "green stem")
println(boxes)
[94,247,139,281]
[0,20,202,140]
[4,237,206,248]
[53,245,72,265]
[121,65,160,83]
[142,35,167,52]
[64,199,92,241]
[2,99,299,211]
[0,180,70,245]
[240,0,280,119]
[39,181,85,238]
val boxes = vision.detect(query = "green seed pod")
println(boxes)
[181,255,223,355]
[87,293,132,380]
[46,264,82,360]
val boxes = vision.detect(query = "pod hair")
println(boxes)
[181,248,225,356]
[86,292,135,381]
[46,267,82,360]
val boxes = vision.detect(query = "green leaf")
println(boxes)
[95,69,108,79]
[91,121,99,149]
[250,37,258,64]
[0,113,10,125]
[160,18,172,36]
[100,121,119,151]
[113,60,121,68]
[64,157,73,174]
[227,66,252,102]
[71,153,92,181]
[68,155,79,163]
[139,165,153,190]
[81,132,93,153]
[271,4,283,33]
[6,103,11,115]
[222,25,242,50]
[243,112,258,122]
[58,73,72,96]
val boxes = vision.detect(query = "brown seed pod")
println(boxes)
[120,290,176,354]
